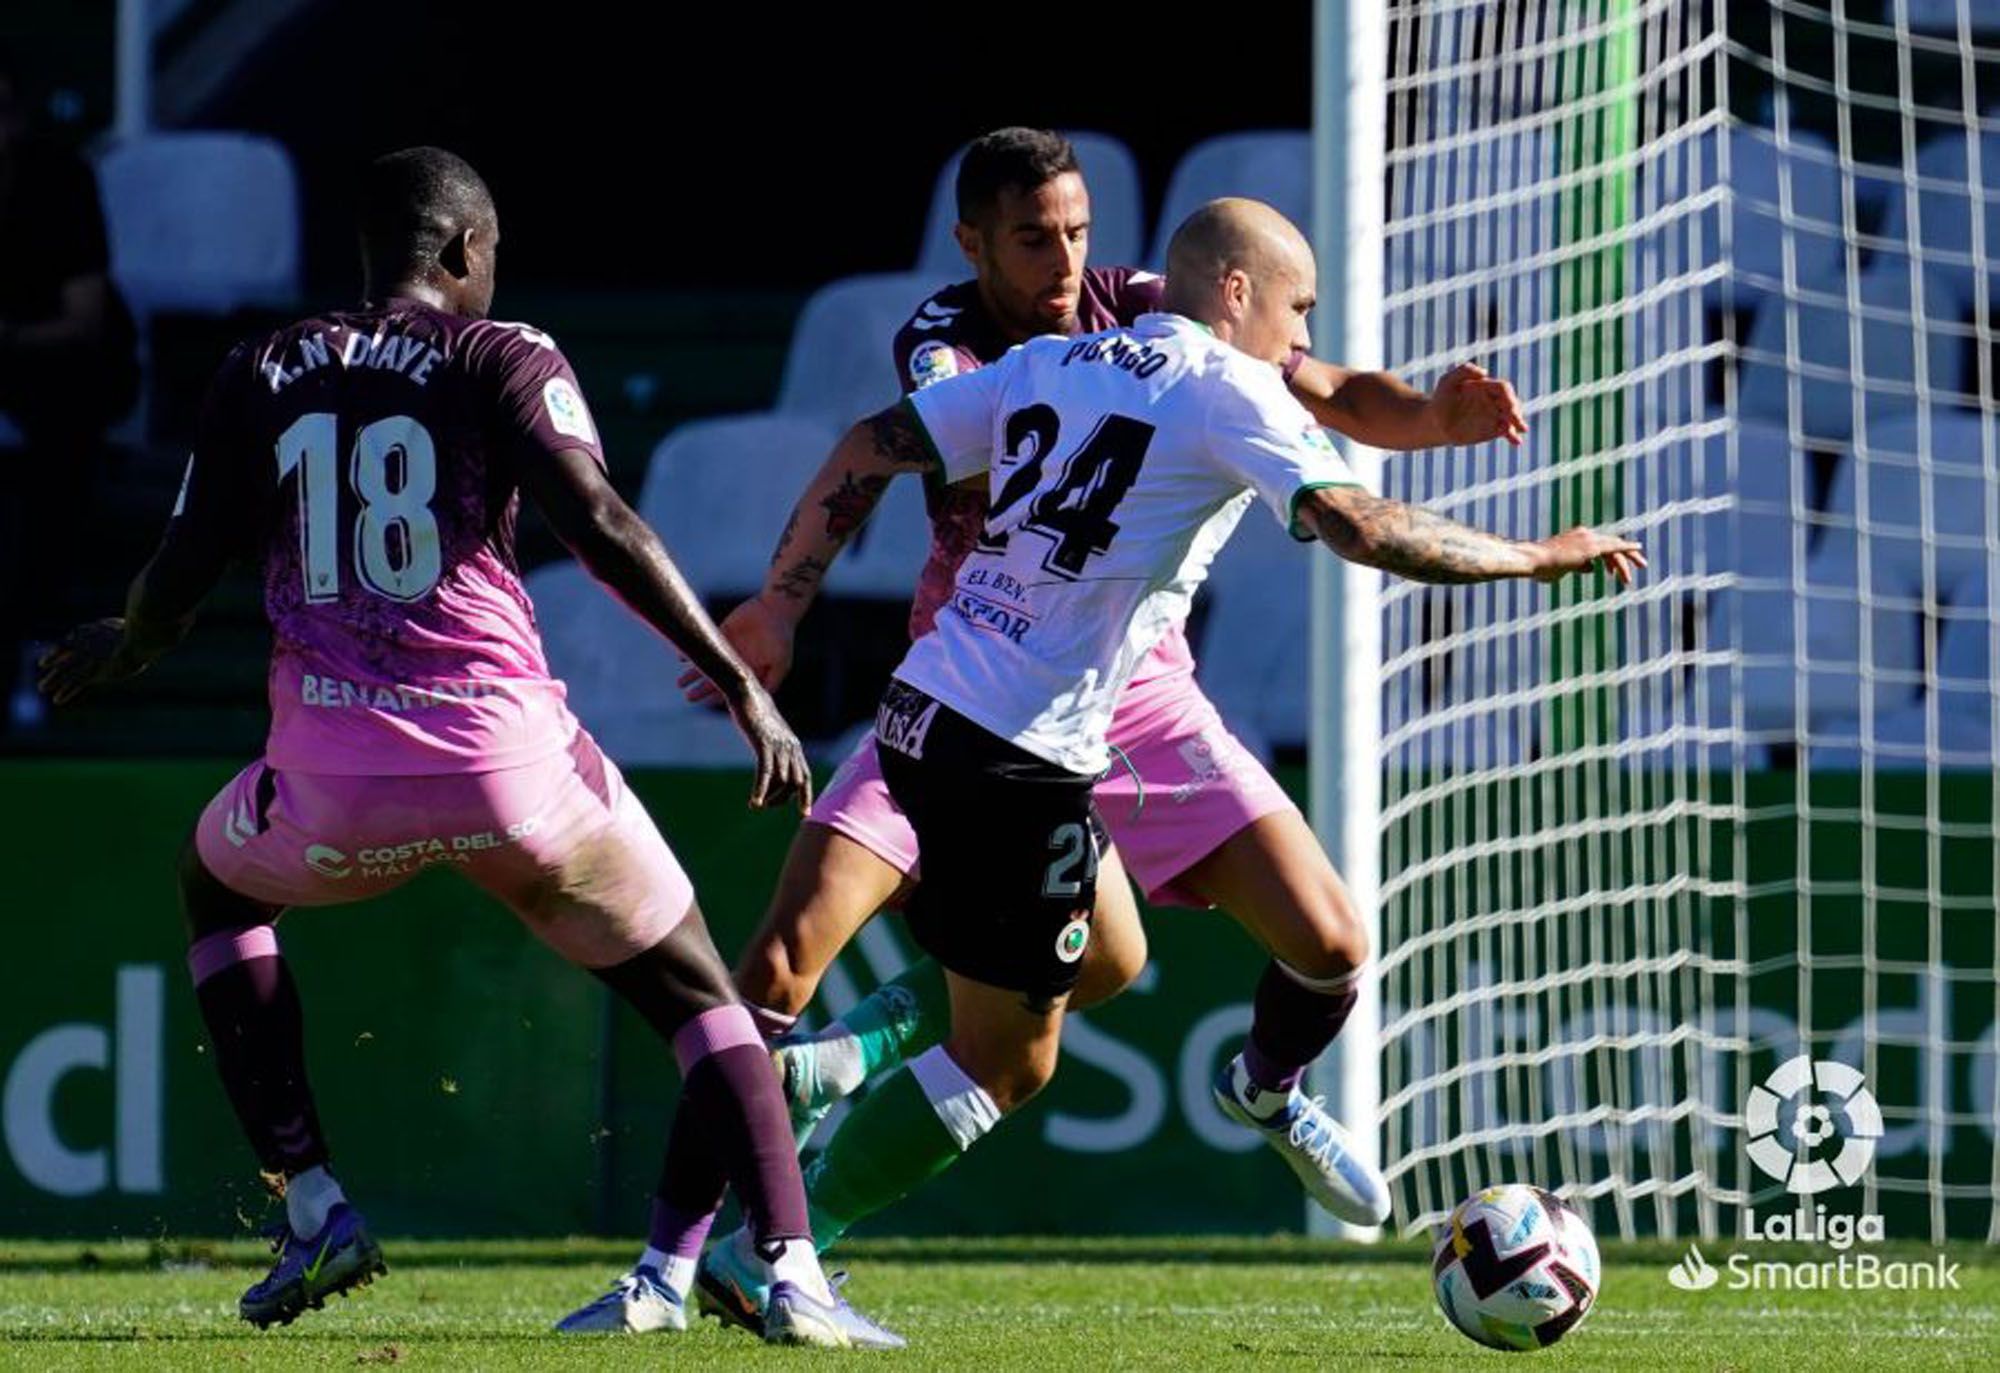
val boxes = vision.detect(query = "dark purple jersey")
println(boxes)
[172,300,605,775]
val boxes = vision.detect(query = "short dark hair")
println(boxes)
[360,146,495,279]
[955,127,1080,224]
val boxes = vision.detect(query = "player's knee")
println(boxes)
[981,1054,1059,1114]
[1071,920,1148,1010]
[948,1033,1061,1114]
[733,936,815,1019]
[176,831,255,942]
[1293,882,1370,980]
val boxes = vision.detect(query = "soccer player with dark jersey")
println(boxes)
[38,147,899,1350]
[634,128,1533,1296]
[685,195,1638,1272]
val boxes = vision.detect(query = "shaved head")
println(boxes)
[1161,198,1317,366]
[1164,197,1311,294]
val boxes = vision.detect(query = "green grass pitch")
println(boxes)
[2,1236,1995,1368]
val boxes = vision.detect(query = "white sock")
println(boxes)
[808,1025,868,1098]
[757,1235,833,1306]
[636,1245,696,1300]
[662,1256,697,1299]
[1231,1057,1291,1122]
[910,1045,1003,1150]
[284,1164,345,1237]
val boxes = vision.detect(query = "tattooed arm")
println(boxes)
[1297,486,1646,586]
[679,400,942,702]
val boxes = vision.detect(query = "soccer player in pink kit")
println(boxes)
[663,129,1533,1270]
[38,148,898,1349]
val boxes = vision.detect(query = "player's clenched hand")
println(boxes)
[1529,527,1647,586]
[1431,363,1529,448]
[36,618,149,705]
[726,681,814,812]
[679,596,796,706]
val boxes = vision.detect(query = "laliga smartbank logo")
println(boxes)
[1745,1056,1881,1193]
[1665,1056,1960,1294]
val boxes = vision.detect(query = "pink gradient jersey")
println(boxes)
[173,300,604,775]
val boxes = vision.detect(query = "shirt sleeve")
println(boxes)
[1111,268,1165,320]
[897,332,981,395]
[1206,361,1364,541]
[168,346,267,557]
[480,322,607,471]
[906,351,1013,483]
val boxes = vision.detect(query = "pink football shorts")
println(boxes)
[195,729,694,968]
[810,673,1296,908]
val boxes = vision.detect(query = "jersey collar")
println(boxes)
[1136,311,1214,339]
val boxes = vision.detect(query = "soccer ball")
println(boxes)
[1430,1184,1601,1351]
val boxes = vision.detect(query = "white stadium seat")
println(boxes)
[1678,124,1848,323]
[1194,501,1311,756]
[775,272,951,429]
[1735,257,1971,447]
[916,132,1146,276]
[637,413,842,598]
[834,474,934,601]
[96,132,300,317]
[524,563,748,767]
[1870,123,2000,315]
[1147,131,1312,270]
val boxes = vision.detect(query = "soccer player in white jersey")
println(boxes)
[686,198,1641,1276]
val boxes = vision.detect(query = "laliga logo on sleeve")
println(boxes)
[909,340,960,389]
[542,376,597,444]
[1745,1056,1883,1195]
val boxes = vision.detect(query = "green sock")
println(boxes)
[837,955,950,1081]
[805,1047,998,1250]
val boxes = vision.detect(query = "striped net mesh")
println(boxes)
[1371,0,2000,1242]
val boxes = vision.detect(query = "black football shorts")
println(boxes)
[874,678,1101,1002]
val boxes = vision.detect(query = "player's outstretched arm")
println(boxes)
[677,401,941,705]
[520,445,813,810]
[36,516,230,705]
[1289,358,1529,450]
[1297,485,1646,586]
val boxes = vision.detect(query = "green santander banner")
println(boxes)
[2,761,1995,1239]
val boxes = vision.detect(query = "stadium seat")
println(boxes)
[1905,0,1997,34]
[834,473,934,600]
[1735,257,1971,448]
[1803,537,1996,770]
[1694,420,1836,742]
[1194,500,1312,755]
[1147,132,1312,270]
[525,562,748,767]
[1839,410,2000,594]
[636,413,843,598]
[915,132,1146,276]
[1387,127,1556,290]
[1870,122,2000,318]
[95,132,301,317]
[1687,124,1848,323]
[774,272,952,429]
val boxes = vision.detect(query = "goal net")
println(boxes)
[1347,0,2000,1244]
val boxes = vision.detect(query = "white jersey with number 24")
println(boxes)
[895,311,1360,775]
